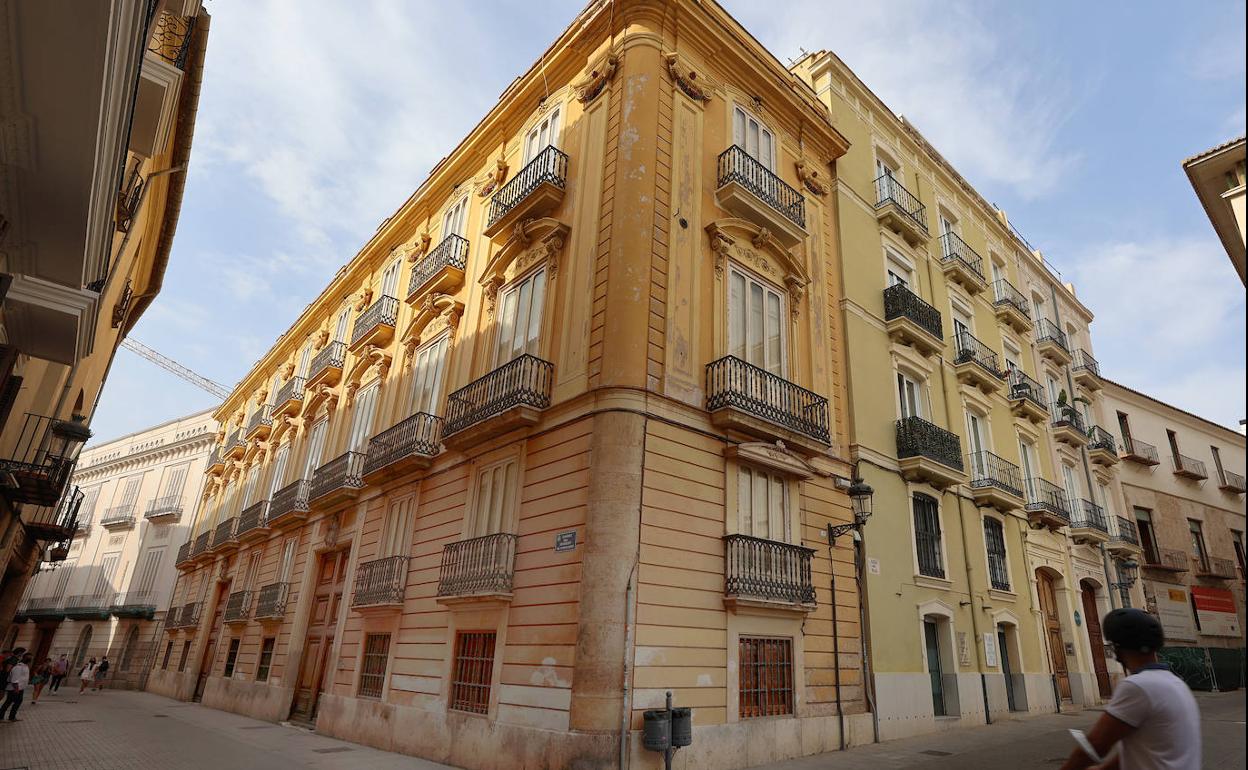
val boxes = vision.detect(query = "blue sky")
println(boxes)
[89,0,1247,445]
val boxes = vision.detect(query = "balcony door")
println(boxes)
[348,383,380,453]
[135,549,162,598]
[1061,464,1080,511]
[470,457,519,538]
[115,475,143,515]
[380,259,402,299]
[897,372,923,419]
[965,412,987,476]
[1135,508,1159,563]
[333,307,351,343]
[442,197,468,239]
[240,464,260,510]
[303,419,328,478]
[494,268,546,369]
[728,266,786,377]
[297,344,312,378]
[1018,439,1038,501]
[737,465,791,543]
[523,106,561,163]
[268,443,290,497]
[732,105,774,171]
[94,554,119,600]
[411,335,449,416]
[158,464,188,502]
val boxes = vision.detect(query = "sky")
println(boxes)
[89,0,1248,445]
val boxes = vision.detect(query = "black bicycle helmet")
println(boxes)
[1102,608,1165,652]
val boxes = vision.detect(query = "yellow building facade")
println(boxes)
[795,50,1140,739]
[150,2,872,768]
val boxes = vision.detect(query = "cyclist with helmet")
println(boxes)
[1060,607,1200,770]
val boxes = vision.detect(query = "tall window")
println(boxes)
[358,633,392,699]
[348,383,380,452]
[984,518,1010,591]
[410,335,450,416]
[1018,438,1038,502]
[380,259,402,299]
[278,538,297,583]
[1188,519,1209,570]
[178,640,191,672]
[1232,531,1246,577]
[333,307,351,343]
[256,638,276,682]
[1166,429,1181,465]
[161,640,174,670]
[297,344,312,378]
[79,485,102,523]
[94,555,119,598]
[897,372,923,419]
[939,212,958,257]
[223,638,241,678]
[115,475,143,512]
[1211,446,1227,485]
[1116,411,1133,449]
[303,419,328,477]
[737,466,790,543]
[886,251,913,288]
[495,268,546,368]
[738,636,793,718]
[380,494,416,559]
[523,106,561,162]
[158,465,188,502]
[450,632,496,714]
[875,154,897,180]
[913,494,944,578]
[1135,507,1159,563]
[239,464,261,510]
[51,560,73,600]
[728,267,785,375]
[732,106,774,170]
[135,549,162,596]
[442,197,468,239]
[951,303,972,346]
[268,443,291,497]
[1061,464,1080,509]
[243,552,262,591]
[471,458,519,537]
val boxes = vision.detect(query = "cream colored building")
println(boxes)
[8,409,215,687]
[1183,137,1246,284]
[0,0,209,641]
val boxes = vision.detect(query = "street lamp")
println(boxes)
[1111,559,1139,589]
[828,477,874,542]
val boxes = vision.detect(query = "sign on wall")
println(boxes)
[983,633,998,668]
[1152,585,1198,642]
[1191,586,1241,638]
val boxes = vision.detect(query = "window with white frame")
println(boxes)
[897,371,924,419]
[737,465,791,543]
[135,549,163,595]
[470,457,519,537]
[268,443,291,496]
[347,382,380,452]
[411,334,450,416]
[728,266,786,376]
[1018,438,1038,501]
[303,419,328,477]
[494,268,546,368]
[442,197,468,239]
[1002,338,1022,376]
[278,538,297,583]
[1061,463,1080,509]
[380,259,402,299]
[886,249,914,289]
[874,152,898,180]
[297,344,312,378]
[951,300,973,344]
[523,106,561,163]
[380,494,416,558]
[333,307,351,343]
[239,464,261,510]
[939,211,958,257]
[732,105,775,171]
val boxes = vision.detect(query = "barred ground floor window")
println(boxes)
[256,637,276,682]
[358,633,391,699]
[177,640,191,672]
[739,636,794,718]
[223,638,241,678]
[451,631,497,714]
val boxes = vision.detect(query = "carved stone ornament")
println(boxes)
[665,52,712,103]
[575,53,618,103]
[276,412,300,439]
[403,294,466,362]
[314,329,329,351]
[725,441,814,479]
[255,389,268,405]
[751,227,774,251]
[795,160,829,196]
[344,344,392,406]
[480,217,571,316]
[353,287,373,312]
[323,513,342,548]
[483,276,504,318]
[310,383,338,415]
[784,275,807,319]
[478,157,509,198]
[281,362,294,380]
[706,219,811,321]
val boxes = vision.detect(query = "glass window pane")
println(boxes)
[766,291,781,374]
[739,467,753,533]
[730,272,746,359]
[752,470,767,538]
[526,270,545,355]
[749,282,764,367]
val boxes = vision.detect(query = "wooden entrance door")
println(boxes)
[1081,581,1112,698]
[289,550,348,723]
[194,583,227,702]
[1037,570,1071,700]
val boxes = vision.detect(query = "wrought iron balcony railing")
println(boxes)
[110,591,156,617]
[967,451,1024,498]
[437,533,517,597]
[883,284,942,340]
[953,329,1002,377]
[363,412,442,477]
[1087,426,1117,454]
[27,483,82,542]
[1220,469,1247,493]
[1173,453,1208,480]
[101,504,136,528]
[991,279,1030,319]
[253,582,291,620]
[246,404,273,437]
[211,517,236,548]
[1144,547,1189,572]
[225,428,245,454]
[706,356,830,445]
[1053,405,1086,434]
[1036,319,1069,352]
[173,601,201,628]
[268,479,311,522]
[1073,350,1101,378]
[1007,368,1047,411]
[274,376,306,410]
[24,596,65,617]
[444,354,554,437]
[716,145,806,230]
[1196,556,1237,579]
[1072,499,1108,532]
[223,590,254,623]
[1122,437,1160,464]
[310,451,365,502]
[175,541,192,566]
[895,416,964,471]
[115,161,144,233]
[191,531,210,557]
[940,231,986,281]
[0,413,84,507]
[235,500,268,538]
[146,10,197,70]
[64,594,111,618]
[144,495,183,520]
[1113,517,1140,546]
[487,145,569,231]
[723,534,816,606]
[874,173,928,233]
[309,341,347,381]
[1025,478,1071,521]
[351,555,409,607]
[408,234,469,298]
[350,295,400,348]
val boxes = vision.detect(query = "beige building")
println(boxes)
[1183,136,1246,284]
[1101,380,1246,688]
[0,0,209,640]
[8,409,215,686]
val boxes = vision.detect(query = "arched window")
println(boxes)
[73,624,93,669]
[120,626,141,671]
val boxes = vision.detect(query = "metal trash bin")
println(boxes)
[643,709,671,751]
[670,706,692,747]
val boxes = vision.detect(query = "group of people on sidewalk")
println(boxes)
[0,648,111,722]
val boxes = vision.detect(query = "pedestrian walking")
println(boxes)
[94,656,110,691]
[1,653,31,721]
[1060,608,1201,770]
[50,654,68,692]
[29,658,51,704]
[78,657,97,694]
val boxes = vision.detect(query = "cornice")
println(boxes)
[74,431,214,482]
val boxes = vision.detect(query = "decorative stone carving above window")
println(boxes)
[477,157,509,198]
[280,362,294,380]
[795,160,829,197]
[314,329,329,351]
[401,294,465,363]
[665,52,714,103]
[302,383,339,418]
[353,287,374,312]
[725,441,815,479]
[575,52,618,103]
[344,344,392,405]
[706,218,810,318]
[480,217,570,317]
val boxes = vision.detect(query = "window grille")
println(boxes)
[450,632,497,714]
[357,633,391,699]
[739,636,794,718]
[256,638,275,682]
[984,518,1010,591]
[223,638,240,678]
[913,494,944,578]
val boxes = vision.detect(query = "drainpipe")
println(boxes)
[855,526,880,744]
[827,540,846,750]
[618,560,637,770]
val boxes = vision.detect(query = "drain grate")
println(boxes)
[60,719,95,724]
[312,747,355,754]
[238,725,277,730]
[152,714,169,718]
[920,750,954,756]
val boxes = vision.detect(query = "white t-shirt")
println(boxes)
[1105,667,1201,770]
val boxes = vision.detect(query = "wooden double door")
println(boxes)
[1036,570,1071,700]
[289,550,348,724]
[194,583,228,702]
[1081,580,1113,698]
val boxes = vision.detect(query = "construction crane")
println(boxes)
[119,338,231,400]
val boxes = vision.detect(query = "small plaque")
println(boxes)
[867,558,881,575]
[555,530,577,552]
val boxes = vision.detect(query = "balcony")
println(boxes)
[351,555,410,613]
[723,534,816,612]
[211,517,238,553]
[75,514,92,536]
[1172,453,1208,481]
[1025,478,1071,531]
[895,416,967,488]
[235,501,270,544]
[205,447,224,476]
[147,9,197,70]
[175,540,193,569]
[873,173,929,246]
[939,232,988,294]
[349,295,400,352]
[245,404,273,441]
[1195,556,1237,580]
[223,590,254,625]
[363,412,442,482]
[223,429,245,460]
[883,284,943,356]
[273,377,306,418]
[1052,407,1088,448]
[1121,437,1160,466]
[189,531,211,562]
[1108,517,1143,557]
[101,504,137,530]
[306,341,347,390]
[992,279,1032,333]
[253,582,291,621]
[268,479,311,529]
[1035,319,1072,366]
[64,595,111,620]
[144,494,183,522]
[1007,369,1048,424]
[1087,426,1120,467]
[23,597,65,621]
[952,330,1004,394]
[110,591,156,619]
[25,484,82,542]
[1143,547,1189,573]
[407,234,469,302]
[1072,350,1103,391]
[436,533,517,603]
[170,601,201,630]
[705,356,830,455]
[0,414,86,508]
[1219,470,1247,494]
[484,145,568,238]
[967,451,1025,512]
[715,146,807,248]
[1070,499,1110,545]
[309,451,366,508]
[444,354,554,450]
